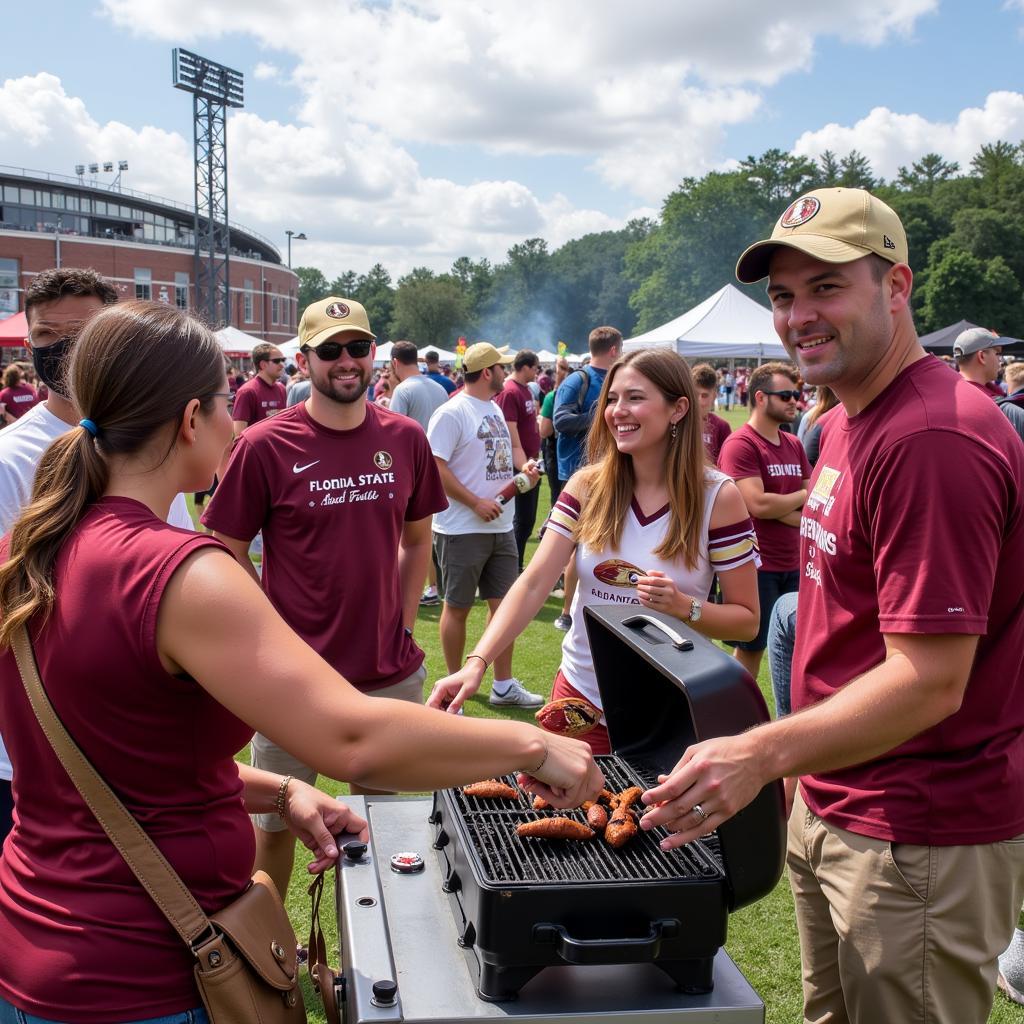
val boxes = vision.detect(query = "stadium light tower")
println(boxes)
[172,48,244,328]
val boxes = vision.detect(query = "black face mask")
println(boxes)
[31,335,73,399]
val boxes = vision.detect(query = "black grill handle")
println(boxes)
[621,614,694,651]
[533,919,680,965]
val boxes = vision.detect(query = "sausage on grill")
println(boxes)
[586,803,609,832]
[604,805,638,848]
[516,817,595,841]
[463,780,519,800]
[532,795,551,810]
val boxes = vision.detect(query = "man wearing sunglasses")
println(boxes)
[231,342,288,435]
[202,296,447,897]
[718,361,810,682]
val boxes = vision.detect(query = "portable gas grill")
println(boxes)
[427,607,785,1002]
[328,607,783,1022]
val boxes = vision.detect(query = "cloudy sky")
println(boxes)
[2,1,1024,277]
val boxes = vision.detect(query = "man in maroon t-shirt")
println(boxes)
[0,364,39,423]
[691,362,732,465]
[202,296,447,896]
[641,188,1024,1024]
[954,326,1005,398]
[231,341,287,432]
[496,349,542,571]
[718,361,809,681]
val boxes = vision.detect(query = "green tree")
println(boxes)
[390,272,470,347]
[295,266,329,312]
[626,171,775,332]
[329,270,359,296]
[895,153,960,193]
[450,256,493,325]
[355,264,395,338]
[918,245,1023,333]
[837,150,878,189]
[817,150,842,187]
[739,149,819,204]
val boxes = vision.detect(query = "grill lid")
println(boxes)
[584,605,786,912]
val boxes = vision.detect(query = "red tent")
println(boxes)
[0,313,28,347]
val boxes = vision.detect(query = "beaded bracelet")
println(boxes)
[275,774,293,821]
[465,653,489,670]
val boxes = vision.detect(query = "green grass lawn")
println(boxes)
[200,400,1021,1022]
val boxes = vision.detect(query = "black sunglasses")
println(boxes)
[267,357,287,365]
[763,389,800,402]
[303,339,373,361]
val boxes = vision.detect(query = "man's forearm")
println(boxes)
[435,460,481,508]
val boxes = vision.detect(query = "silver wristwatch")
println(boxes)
[688,597,703,623]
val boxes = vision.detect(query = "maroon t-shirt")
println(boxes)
[0,498,253,1021]
[202,402,447,690]
[701,412,732,466]
[0,384,39,420]
[793,357,1024,845]
[496,378,541,460]
[231,375,286,425]
[719,422,810,572]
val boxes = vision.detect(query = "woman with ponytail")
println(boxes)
[0,301,601,1024]
[429,348,761,753]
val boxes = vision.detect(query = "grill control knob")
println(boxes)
[371,979,398,1007]
[342,841,367,861]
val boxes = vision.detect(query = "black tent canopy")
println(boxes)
[918,319,1024,355]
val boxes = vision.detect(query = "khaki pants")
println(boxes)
[787,787,1024,1024]
[250,665,426,831]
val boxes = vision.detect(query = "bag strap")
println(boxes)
[573,368,590,415]
[11,625,214,949]
[307,873,338,1019]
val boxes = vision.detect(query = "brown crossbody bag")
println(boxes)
[11,625,307,1023]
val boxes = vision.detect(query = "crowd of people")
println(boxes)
[0,186,1020,1024]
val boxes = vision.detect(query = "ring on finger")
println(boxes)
[692,803,708,824]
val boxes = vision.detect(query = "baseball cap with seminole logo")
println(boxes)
[735,187,908,284]
[298,296,376,348]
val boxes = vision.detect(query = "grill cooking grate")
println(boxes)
[447,754,724,886]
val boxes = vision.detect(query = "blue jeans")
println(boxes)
[0,999,208,1024]
[766,590,799,717]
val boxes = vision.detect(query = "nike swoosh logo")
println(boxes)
[293,460,321,474]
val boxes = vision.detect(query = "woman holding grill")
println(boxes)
[429,347,760,754]
[0,301,602,1024]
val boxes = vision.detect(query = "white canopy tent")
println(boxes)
[623,284,787,361]
[534,348,559,364]
[278,337,301,360]
[417,345,459,362]
[214,325,263,356]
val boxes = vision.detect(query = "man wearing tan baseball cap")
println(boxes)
[425,339,543,709]
[203,295,448,895]
[641,188,1024,1024]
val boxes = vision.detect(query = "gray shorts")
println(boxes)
[433,530,518,608]
[250,664,427,832]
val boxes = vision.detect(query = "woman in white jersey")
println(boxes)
[429,348,760,753]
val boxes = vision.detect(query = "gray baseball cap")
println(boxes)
[953,327,1001,357]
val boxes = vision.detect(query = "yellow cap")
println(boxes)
[464,342,513,373]
[736,188,908,284]
[298,297,375,348]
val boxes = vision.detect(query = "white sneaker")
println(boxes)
[489,679,545,708]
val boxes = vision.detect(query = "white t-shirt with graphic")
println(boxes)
[427,392,515,535]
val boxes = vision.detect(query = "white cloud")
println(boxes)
[100,0,937,200]
[792,91,1024,180]
[252,62,279,81]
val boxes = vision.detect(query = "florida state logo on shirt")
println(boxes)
[593,559,647,588]
[779,196,821,229]
[373,450,393,470]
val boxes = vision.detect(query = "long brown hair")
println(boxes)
[575,348,708,570]
[802,385,838,430]
[0,301,224,648]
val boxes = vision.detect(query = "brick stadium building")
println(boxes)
[0,165,298,346]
